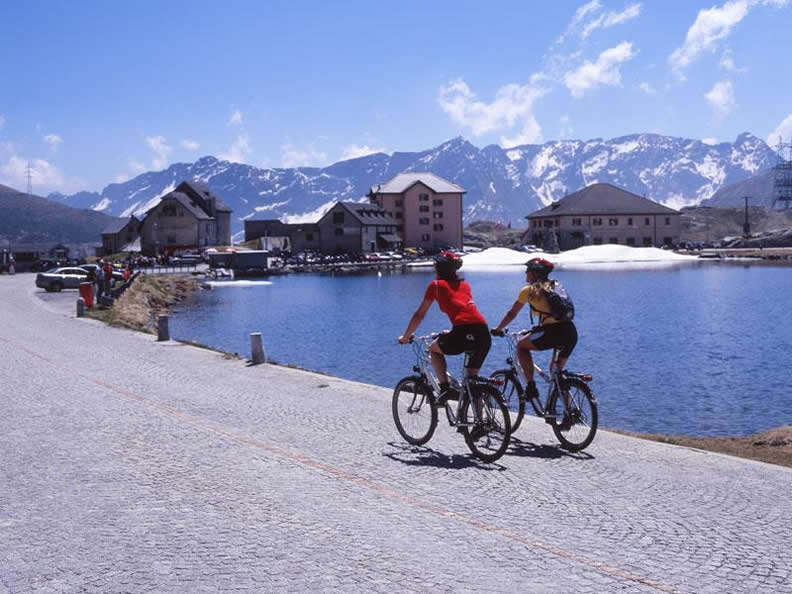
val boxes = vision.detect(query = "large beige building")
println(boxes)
[526,183,681,251]
[139,181,232,256]
[367,173,464,250]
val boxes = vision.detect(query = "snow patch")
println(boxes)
[281,198,337,224]
[254,200,291,212]
[92,197,111,211]
[460,245,696,269]
[120,201,142,218]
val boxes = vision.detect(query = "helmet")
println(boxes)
[525,257,554,277]
[434,250,463,278]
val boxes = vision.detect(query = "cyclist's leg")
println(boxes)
[463,324,491,377]
[516,335,538,382]
[555,322,578,409]
[428,339,448,385]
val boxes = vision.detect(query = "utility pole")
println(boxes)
[26,161,33,196]
[742,196,751,238]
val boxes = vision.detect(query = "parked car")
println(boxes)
[77,264,125,281]
[35,267,90,292]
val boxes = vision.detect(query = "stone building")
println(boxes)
[316,202,400,254]
[244,220,320,254]
[139,181,231,256]
[367,173,464,250]
[101,216,140,255]
[526,183,681,251]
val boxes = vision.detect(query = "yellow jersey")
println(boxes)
[517,281,560,326]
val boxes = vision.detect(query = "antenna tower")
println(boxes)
[771,137,792,210]
[25,161,33,196]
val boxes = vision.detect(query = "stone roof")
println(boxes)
[528,183,679,218]
[369,172,465,195]
[101,216,138,235]
[340,202,395,226]
[167,192,212,220]
[176,181,232,212]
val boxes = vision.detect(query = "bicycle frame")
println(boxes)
[501,330,563,408]
[410,334,484,428]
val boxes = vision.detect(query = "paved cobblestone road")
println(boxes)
[1,275,790,593]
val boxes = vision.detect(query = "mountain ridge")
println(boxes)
[45,132,778,237]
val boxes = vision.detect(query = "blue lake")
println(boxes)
[170,262,792,436]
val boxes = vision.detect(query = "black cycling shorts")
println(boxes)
[437,324,491,370]
[525,321,578,359]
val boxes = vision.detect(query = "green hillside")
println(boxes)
[0,184,120,244]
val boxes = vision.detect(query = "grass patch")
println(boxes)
[85,274,199,333]
[611,425,792,468]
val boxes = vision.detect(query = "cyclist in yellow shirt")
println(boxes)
[491,257,578,402]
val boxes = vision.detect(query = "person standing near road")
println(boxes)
[103,260,113,296]
[95,264,105,299]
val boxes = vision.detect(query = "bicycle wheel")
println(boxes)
[548,378,598,451]
[490,369,526,432]
[460,384,511,463]
[392,376,438,446]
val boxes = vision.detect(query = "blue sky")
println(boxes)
[2,0,791,195]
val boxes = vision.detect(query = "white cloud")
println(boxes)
[558,1,602,43]
[638,82,655,94]
[219,133,251,163]
[181,138,200,151]
[564,41,636,98]
[701,137,719,145]
[341,144,385,161]
[582,3,642,39]
[437,78,547,145]
[0,155,65,192]
[146,135,172,169]
[705,80,736,119]
[668,1,750,78]
[767,113,792,145]
[228,109,243,126]
[129,158,147,174]
[44,134,63,152]
[280,143,328,168]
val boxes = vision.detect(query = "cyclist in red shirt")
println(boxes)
[398,251,491,403]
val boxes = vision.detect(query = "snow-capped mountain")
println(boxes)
[48,132,777,234]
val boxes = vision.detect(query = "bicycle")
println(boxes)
[393,333,512,463]
[490,328,598,452]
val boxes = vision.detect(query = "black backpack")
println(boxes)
[533,280,575,322]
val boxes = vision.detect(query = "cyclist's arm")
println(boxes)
[398,296,433,343]
[493,300,524,332]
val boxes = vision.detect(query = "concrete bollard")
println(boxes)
[76,298,85,317]
[157,315,170,342]
[250,332,266,364]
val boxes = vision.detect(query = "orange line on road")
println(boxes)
[1,334,683,593]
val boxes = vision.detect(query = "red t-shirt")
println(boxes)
[424,279,486,326]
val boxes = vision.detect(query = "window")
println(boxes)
[663,236,673,245]
[334,228,343,236]
[433,199,443,206]
[306,233,314,241]
[543,220,554,228]
[419,205,429,213]
[608,218,619,226]
[396,225,404,232]
[609,237,618,244]
[433,224,444,231]
[162,202,178,217]
[333,212,344,224]
[419,217,430,225]
[419,193,429,202]
[665,217,671,225]
[555,219,560,227]
[166,235,176,244]
[593,218,603,226]
[395,199,403,207]
[627,218,633,226]
[433,211,443,219]
[626,237,636,246]
[395,212,403,219]
[572,218,582,226]
[593,237,602,245]
[643,237,653,246]
[421,233,431,241]
[644,217,650,226]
